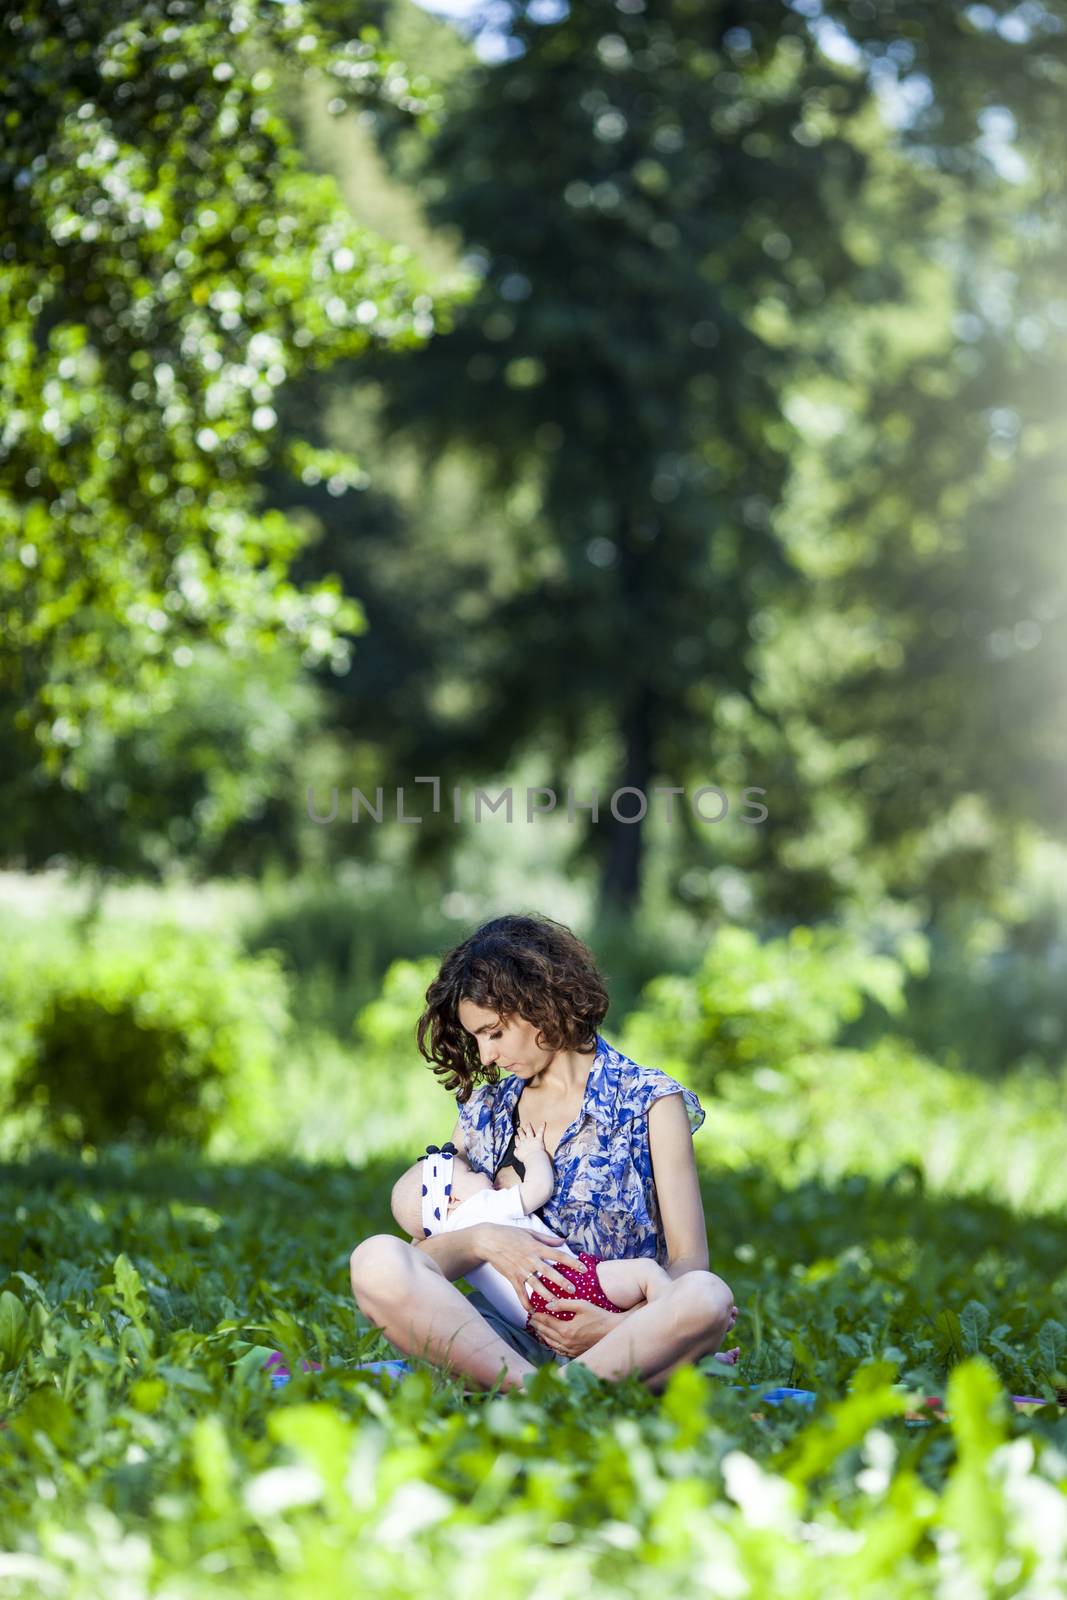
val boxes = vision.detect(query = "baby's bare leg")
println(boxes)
[594,1257,673,1310]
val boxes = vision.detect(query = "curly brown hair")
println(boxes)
[415,912,609,1105]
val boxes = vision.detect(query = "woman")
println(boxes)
[349,912,736,1394]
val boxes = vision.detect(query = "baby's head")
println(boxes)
[391,1150,494,1239]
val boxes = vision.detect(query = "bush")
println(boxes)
[0,925,291,1151]
[351,956,440,1056]
[585,907,712,1031]
[619,922,925,1090]
[0,643,329,881]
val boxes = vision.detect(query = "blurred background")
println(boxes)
[3,0,1067,1201]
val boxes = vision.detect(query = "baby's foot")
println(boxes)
[710,1346,740,1366]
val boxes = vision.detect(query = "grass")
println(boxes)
[3,869,1067,1594]
[2,1144,1066,1597]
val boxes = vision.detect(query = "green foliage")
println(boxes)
[0,882,1065,1591]
[0,0,457,798]
[719,9,1067,923]
[0,1289,37,1374]
[1,1150,1067,1596]
[898,915,1067,1077]
[619,922,921,1087]
[583,906,717,1031]
[682,1030,1067,1221]
[353,0,1067,924]
[0,643,329,878]
[352,956,440,1054]
[0,924,290,1150]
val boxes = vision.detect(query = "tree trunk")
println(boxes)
[597,687,656,921]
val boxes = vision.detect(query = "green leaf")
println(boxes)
[933,1308,963,1362]
[231,1345,283,1386]
[0,1290,32,1372]
[942,1358,1010,1583]
[110,1253,151,1335]
[786,1329,818,1377]
[128,1378,167,1414]
[959,1300,990,1355]
[154,1365,213,1395]
[1037,1319,1066,1378]
[782,1362,910,1488]
[7,1387,76,1454]
[946,1357,1009,1461]
[190,1416,236,1517]
[661,1363,711,1448]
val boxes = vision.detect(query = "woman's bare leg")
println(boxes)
[351,1238,734,1395]
[568,1271,735,1386]
[634,1286,741,1390]
[592,1262,739,1386]
[350,1235,537,1393]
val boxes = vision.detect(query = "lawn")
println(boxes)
[2,1134,1066,1598]
[2,878,1066,1595]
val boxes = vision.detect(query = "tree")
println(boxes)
[352,0,1067,924]
[345,0,875,917]
[0,0,451,860]
[716,2,1067,927]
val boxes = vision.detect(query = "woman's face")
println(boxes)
[457,998,550,1079]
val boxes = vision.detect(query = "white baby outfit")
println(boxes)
[443,1184,572,1331]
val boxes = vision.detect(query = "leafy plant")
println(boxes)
[2,926,290,1150]
[619,922,920,1088]
[2,1146,1067,1599]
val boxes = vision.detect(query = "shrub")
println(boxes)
[352,956,441,1057]
[619,922,924,1089]
[1,925,291,1150]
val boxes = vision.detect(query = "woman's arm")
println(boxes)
[412,1224,488,1280]
[529,1095,712,1357]
[647,1092,710,1280]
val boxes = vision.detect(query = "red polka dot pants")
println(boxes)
[525,1250,626,1344]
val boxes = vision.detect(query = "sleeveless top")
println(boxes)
[455,1031,705,1268]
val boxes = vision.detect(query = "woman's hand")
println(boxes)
[529,1297,620,1358]
[477,1223,584,1311]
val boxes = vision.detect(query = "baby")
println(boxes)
[391,1121,739,1363]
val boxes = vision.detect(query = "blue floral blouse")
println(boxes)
[455,1032,705,1269]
